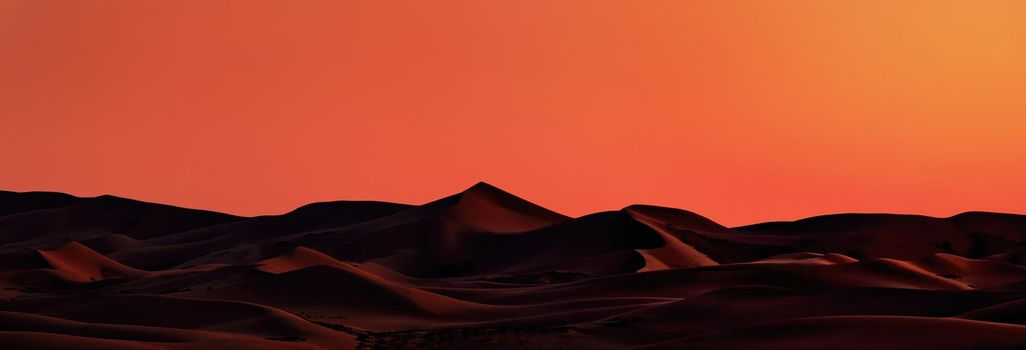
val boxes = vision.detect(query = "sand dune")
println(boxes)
[626,206,717,271]
[255,247,358,274]
[36,242,146,282]
[915,253,1026,288]
[2,184,1026,349]
[632,316,1026,350]
[0,296,356,349]
[751,252,858,265]
[736,212,1026,260]
[440,182,571,233]
[0,191,80,216]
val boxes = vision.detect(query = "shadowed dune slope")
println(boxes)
[736,212,1026,261]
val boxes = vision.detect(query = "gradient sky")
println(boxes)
[2,1,1025,226]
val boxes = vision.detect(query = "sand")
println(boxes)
[2,184,1026,349]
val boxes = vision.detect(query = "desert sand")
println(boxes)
[2,183,1026,349]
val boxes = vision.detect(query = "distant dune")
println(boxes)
[2,183,1026,349]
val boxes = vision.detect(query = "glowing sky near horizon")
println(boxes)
[2,1,1025,225]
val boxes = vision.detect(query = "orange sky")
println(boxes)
[2,1,1025,226]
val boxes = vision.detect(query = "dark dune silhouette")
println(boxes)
[2,184,1026,349]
